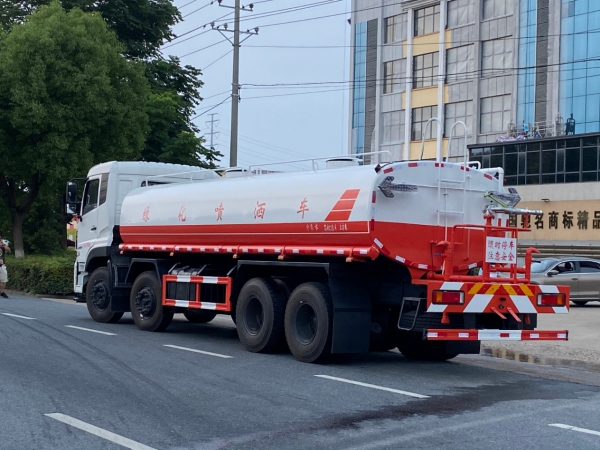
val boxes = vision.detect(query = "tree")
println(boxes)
[143,56,222,167]
[0,1,180,59]
[0,2,149,257]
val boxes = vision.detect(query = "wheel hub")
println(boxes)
[91,282,109,311]
[295,303,317,345]
[135,287,156,319]
[244,296,264,335]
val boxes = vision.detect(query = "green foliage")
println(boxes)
[0,1,221,256]
[5,252,76,295]
[0,2,150,256]
[1,0,180,59]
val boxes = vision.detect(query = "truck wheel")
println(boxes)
[396,332,458,361]
[184,310,217,323]
[236,278,285,353]
[86,267,123,324]
[284,282,333,364]
[130,271,173,332]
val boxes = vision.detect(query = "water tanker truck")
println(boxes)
[66,156,569,363]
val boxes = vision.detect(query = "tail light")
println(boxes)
[537,293,566,306]
[432,290,464,305]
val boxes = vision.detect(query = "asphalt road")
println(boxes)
[1,294,600,450]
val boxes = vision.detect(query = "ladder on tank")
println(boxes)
[418,119,471,240]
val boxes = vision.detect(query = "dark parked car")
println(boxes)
[530,257,600,306]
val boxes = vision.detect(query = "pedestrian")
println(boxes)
[0,236,11,298]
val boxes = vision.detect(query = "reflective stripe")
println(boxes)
[463,294,493,313]
[510,295,538,313]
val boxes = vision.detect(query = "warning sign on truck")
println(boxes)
[485,236,517,264]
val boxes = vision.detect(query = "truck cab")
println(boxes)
[67,161,220,295]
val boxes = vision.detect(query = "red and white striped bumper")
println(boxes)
[425,329,568,341]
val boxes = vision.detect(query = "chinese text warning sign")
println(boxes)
[485,236,517,264]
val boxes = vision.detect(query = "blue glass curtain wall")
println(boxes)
[517,0,537,127]
[352,22,367,155]
[560,0,600,134]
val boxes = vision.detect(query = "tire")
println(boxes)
[396,332,458,361]
[573,301,588,306]
[236,278,286,353]
[86,267,123,324]
[130,271,173,332]
[284,282,333,364]
[184,310,218,323]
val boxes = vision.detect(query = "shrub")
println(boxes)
[5,252,76,295]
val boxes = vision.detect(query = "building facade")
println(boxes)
[349,0,600,162]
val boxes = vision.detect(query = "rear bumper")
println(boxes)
[425,329,568,341]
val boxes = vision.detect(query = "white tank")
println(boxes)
[120,161,502,271]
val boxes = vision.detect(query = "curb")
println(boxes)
[5,289,74,301]
[481,345,600,373]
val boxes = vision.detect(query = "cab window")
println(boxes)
[82,179,100,215]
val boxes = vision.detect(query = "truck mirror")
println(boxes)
[547,270,559,277]
[66,181,80,215]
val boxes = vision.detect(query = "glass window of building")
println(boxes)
[446,45,473,83]
[384,15,405,44]
[444,101,473,137]
[412,106,438,141]
[383,59,404,94]
[381,111,405,144]
[414,5,440,36]
[447,0,474,28]
[480,94,511,134]
[413,52,439,89]
[482,0,513,21]
[481,38,512,76]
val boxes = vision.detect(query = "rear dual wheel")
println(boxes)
[236,278,286,353]
[284,282,333,364]
[130,271,173,332]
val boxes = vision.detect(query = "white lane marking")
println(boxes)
[314,375,429,399]
[65,325,116,336]
[1,313,36,320]
[164,344,233,359]
[45,413,157,450]
[549,423,600,437]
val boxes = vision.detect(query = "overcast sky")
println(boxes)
[166,0,352,170]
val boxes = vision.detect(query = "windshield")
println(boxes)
[531,260,558,273]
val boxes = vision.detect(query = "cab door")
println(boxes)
[78,176,101,253]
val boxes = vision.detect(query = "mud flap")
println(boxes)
[328,263,372,354]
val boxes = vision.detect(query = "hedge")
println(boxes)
[5,252,76,296]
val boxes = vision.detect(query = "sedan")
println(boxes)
[530,257,600,306]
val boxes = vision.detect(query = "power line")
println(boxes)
[192,96,231,119]
[180,38,229,57]
[183,1,215,18]
[202,49,233,70]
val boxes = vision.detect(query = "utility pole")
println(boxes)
[205,113,220,150]
[212,1,258,167]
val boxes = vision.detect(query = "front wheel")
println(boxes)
[284,282,333,363]
[130,271,173,332]
[86,267,123,323]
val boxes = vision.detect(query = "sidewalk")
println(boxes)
[482,304,600,371]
